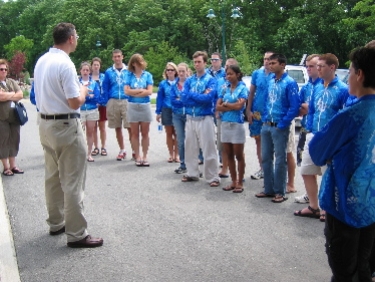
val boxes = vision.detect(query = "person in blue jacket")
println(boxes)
[309,46,375,282]
[170,62,191,174]
[156,62,178,163]
[246,51,274,181]
[102,49,131,161]
[216,65,249,193]
[90,57,107,157]
[181,51,220,187]
[124,53,153,167]
[78,62,100,162]
[294,53,349,221]
[255,53,300,203]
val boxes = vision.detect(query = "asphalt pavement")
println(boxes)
[0,100,331,282]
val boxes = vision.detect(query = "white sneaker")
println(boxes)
[251,169,264,180]
[294,193,310,204]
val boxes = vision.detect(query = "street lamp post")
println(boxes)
[95,36,101,56]
[207,5,241,66]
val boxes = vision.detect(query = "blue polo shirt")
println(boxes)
[219,81,249,123]
[251,67,273,115]
[125,70,154,104]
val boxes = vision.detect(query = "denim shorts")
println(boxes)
[249,119,263,137]
[161,107,173,126]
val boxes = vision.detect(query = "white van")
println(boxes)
[285,65,308,90]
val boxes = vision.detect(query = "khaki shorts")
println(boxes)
[81,108,99,122]
[287,119,296,153]
[106,99,129,128]
[300,132,326,175]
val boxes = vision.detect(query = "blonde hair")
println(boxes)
[0,59,9,69]
[128,53,147,72]
[162,62,178,79]
[80,61,91,71]
[178,62,192,77]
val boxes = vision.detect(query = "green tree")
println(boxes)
[144,41,187,85]
[4,35,34,60]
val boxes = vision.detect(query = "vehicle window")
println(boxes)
[287,70,305,83]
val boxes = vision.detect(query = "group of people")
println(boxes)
[2,21,375,280]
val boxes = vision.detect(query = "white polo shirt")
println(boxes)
[34,48,80,114]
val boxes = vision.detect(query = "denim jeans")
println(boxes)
[261,124,289,195]
[172,113,186,169]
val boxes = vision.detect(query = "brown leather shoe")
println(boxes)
[67,235,103,248]
[49,226,65,236]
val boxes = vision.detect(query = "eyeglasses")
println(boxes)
[166,69,175,72]
[0,68,8,71]
[211,58,220,62]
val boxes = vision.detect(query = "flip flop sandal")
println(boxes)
[11,167,24,174]
[135,160,143,166]
[222,185,235,191]
[209,181,220,187]
[255,192,275,198]
[233,187,244,193]
[3,169,14,176]
[91,148,99,156]
[294,206,320,219]
[181,175,199,182]
[100,148,107,156]
[167,157,173,163]
[142,161,150,167]
[87,157,95,162]
[219,173,229,178]
[272,194,288,203]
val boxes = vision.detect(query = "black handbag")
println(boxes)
[14,101,28,125]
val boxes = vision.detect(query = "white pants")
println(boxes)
[185,116,220,183]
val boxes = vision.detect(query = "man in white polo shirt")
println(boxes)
[34,22,103,248]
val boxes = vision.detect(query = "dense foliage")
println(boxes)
[0,0,373,84]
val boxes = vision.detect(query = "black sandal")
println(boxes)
[11,167,24,174]
[271,194,288,203]
[91,148,99,156]
[3,168,14,176]
[255,191,275,198]
[100,148,107,156]
[294,206,320,219]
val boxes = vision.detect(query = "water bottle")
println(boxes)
[158,122,163,133]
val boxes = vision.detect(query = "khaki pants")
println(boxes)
[185,115,220,183]
[39,117,88,243]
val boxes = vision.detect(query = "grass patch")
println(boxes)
[151,98,156,104]
[153,86,158,93]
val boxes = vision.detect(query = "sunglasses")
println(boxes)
[211,58,220,62]
[0,68,8,71]
[166,69,175,72]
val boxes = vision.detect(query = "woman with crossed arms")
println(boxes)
[216,65,249,193]
[124,53,153,166]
